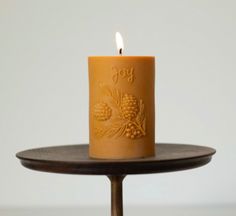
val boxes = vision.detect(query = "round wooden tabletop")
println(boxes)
[16,143,216,175]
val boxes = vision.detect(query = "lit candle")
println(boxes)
[88,33,155,159]
[115,32,124,55]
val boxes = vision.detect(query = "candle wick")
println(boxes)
[119,48,122,56]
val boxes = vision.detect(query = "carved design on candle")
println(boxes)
[93,102,112,121]
[112,67,135,84]
[93,85,146,139]
[121,94,139,120]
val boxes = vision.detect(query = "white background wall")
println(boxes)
[0,0,235,208]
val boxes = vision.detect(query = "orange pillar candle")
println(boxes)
[88,34,155,159]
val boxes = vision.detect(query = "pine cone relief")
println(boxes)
[93,102,112,121]
[93,86,146,139]
[121,94,139,120]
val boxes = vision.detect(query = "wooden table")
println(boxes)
[16,143,216,216]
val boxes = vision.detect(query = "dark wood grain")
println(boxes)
[16,143,216,175]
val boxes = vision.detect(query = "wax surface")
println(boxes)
[88,56,155,159]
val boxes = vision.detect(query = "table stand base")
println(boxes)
[108,175,126,216]
[16,144,215,216]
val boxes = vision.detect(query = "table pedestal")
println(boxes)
[16,144,216,216]
[108,175,126,216]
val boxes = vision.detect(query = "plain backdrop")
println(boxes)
[0,0,236,209]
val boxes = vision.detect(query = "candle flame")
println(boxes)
[115,32,124,55]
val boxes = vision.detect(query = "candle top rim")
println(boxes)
[88,56,155,58]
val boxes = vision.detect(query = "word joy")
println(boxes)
[112,66,135,84]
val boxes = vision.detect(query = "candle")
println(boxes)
[88,33,155,159]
